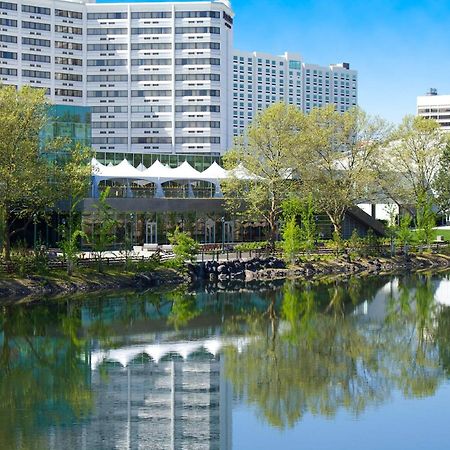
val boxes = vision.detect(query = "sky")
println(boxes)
[97,0,450,124]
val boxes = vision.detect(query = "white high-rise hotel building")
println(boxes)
[0,0,357,159]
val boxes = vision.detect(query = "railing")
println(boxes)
[0,253,174,274]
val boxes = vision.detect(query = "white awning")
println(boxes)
[201,161,228,180]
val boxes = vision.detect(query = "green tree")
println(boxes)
[415,192,436,249]
[281,217,302,264]
[295,106,389,236]
[397,213,413,254]
[56,144,92,275]
[222,103,305,249]
[299,193,317,253]
[0,86,58,261]
[91,187,117,272]
[433,143,450,218]
[379,116,447,208]
[168,226,199,267]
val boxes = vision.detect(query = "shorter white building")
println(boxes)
[417,89,450,132]
[231,50,358,137]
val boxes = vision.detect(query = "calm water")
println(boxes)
[1,273,450,450]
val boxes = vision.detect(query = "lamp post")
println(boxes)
[33,213,37,250]
[221,216,225,252]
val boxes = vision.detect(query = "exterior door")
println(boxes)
[145,221,158,244]
[224,221,234,243]
[205,219,216,244]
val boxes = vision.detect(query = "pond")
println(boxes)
[1,272,450,449]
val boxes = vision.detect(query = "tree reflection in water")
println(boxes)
[1,273,450,446]
[223,274,450,429]
[0,302,93,450]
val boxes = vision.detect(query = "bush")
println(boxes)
[282,217,302,264]
[168,227,199,269]
[234,241,269,252]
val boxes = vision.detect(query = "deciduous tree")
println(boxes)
[294,106,389,236]
[222,103,305,248]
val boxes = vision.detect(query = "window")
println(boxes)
[0,18,17,27]
[131,90,171,97]
[22,37,50,47]
[175,58,220,66]
[175,73,220,81]
[131,137,172,144]
[22,21,51,30]
[0,35,17,43]
[87,12,128,20]
[88,74,128,82]
[175,42,220,50]
[0,2,17,11]
[131,27,171,35]
[55,57,82,66]
[131,121,171,128]
[175,26,220,34]
[22,69,50,79]
[55,89,83,97]
[22,4,50,15]
[175,137,220,144]
[175,105,220,113]
[131,42,171,50]
[87,90,128,98]
[87,28,127,35]
[88,43,128,51]
[131,58,171,66]
[0,67,17,76]
[92,121,128,128]
[55,41,82,50]
[131,105,171,113]
[175,89,220,97]
[131,11,171,19]
[87,59,127,66]
[55,25,82,35]
[175,11,220,18]
[22,53,50,63]
[93,137,128,145]
[93,106,128,113]
[0,51,17,60]
[131,74,171,81]
[175,121,220,128]
[55,9,83,19]
[55,72,83,82]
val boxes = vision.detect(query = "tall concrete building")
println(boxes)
[0,0,357,160]
[417,89,450,132]
[231,50,358,137]
[0,0,234,159]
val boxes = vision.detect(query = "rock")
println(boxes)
[230,271,244,280]
[245,270,256,281]
[217,264,228,274]
[209,273,217,281]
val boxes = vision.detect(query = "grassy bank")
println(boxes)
[0,266,185,301]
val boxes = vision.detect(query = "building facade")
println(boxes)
[0,0,359,161]
[0,0,234,159]
[231,50,358,137]
[417,89,450,132]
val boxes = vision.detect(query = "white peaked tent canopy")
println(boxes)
[228,162,261,180]
[91,157,106,175]
[105,159,143,179]
[141,159,176,179]
[90,158,262,198]
[201,161,228,180]
[170,160,202,180]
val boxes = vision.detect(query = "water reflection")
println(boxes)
[0,273,449,448]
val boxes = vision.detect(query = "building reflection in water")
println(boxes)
[46,336,235,450]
